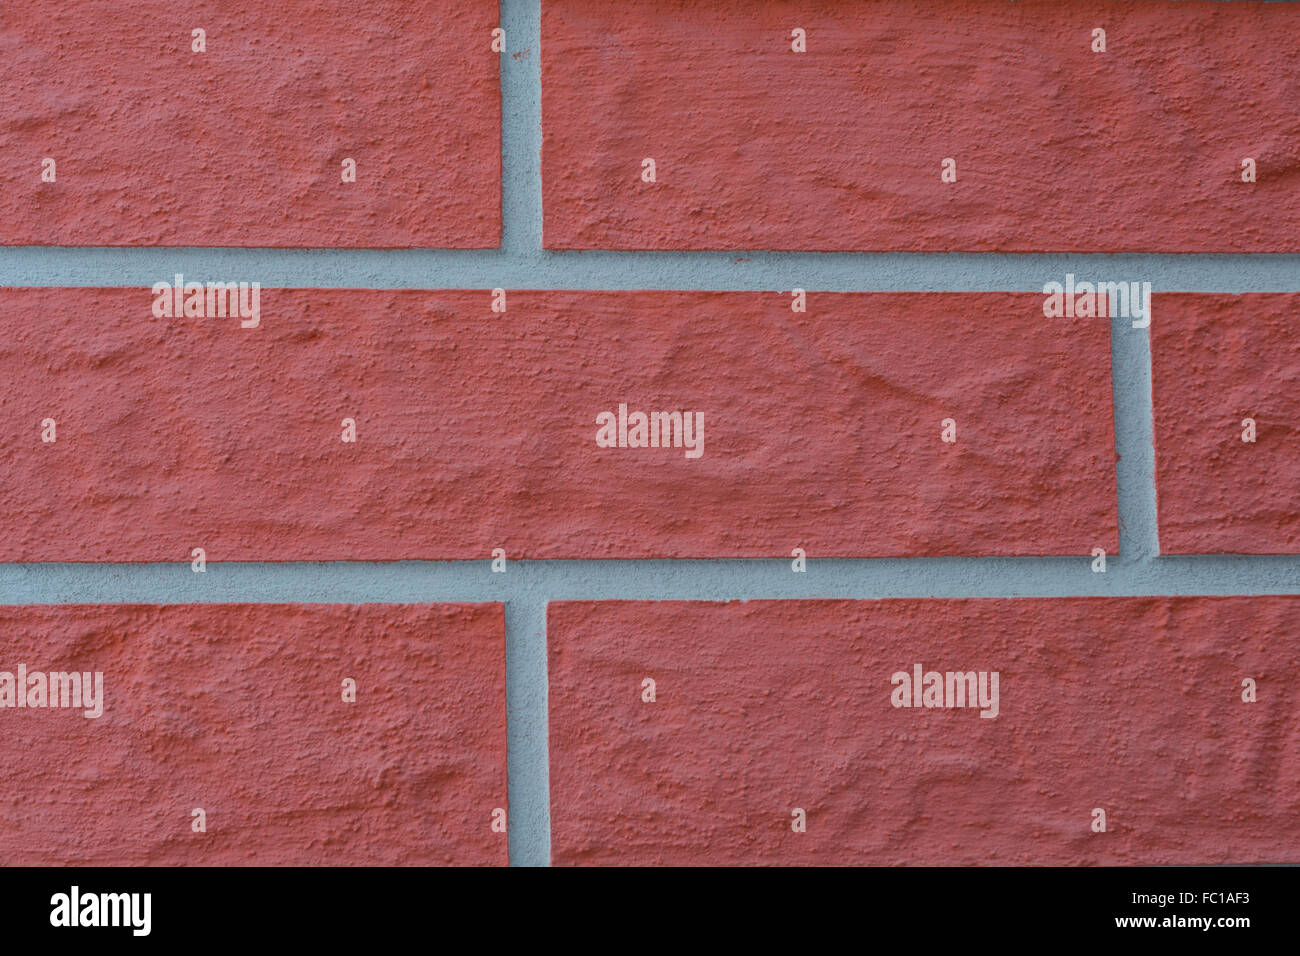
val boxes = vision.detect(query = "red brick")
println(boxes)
[542,0,1300,252]
[0,0,499,247]
[548,598,1300,865]
[0,602,507,865]
[1153,295,1300,554]
[0,288,1115,560]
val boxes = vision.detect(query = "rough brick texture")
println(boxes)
[1153,294,1300,554]
[0,603,508,865]
[549,598,1300,865]
[0,288,1114,560]
[0,0,500,247]
[542,0,1300,251]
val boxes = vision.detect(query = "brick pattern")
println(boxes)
[0,289,1115,561]
[0,0,501,247]
[1,1,1297,869]
[549,599,1300,865]
[1153,294,1300,554]
[0,603,508,865]
[542,0,1300,251]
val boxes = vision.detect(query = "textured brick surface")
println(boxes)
[1153,294,1300,554]
[548,598,1300,865]
[0,288,1114,560]
[0,0,500,247]
[0,602,507,865]
[542,0,1300,251]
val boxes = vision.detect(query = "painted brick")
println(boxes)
[0,288,1115,560]
[541,0,1300,252]
[0,0,499,247]
[1153,294,1300,554]
[548,598,1300,866]
[0,602,507,865]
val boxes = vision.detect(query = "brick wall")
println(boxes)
[1,0,1297,866]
